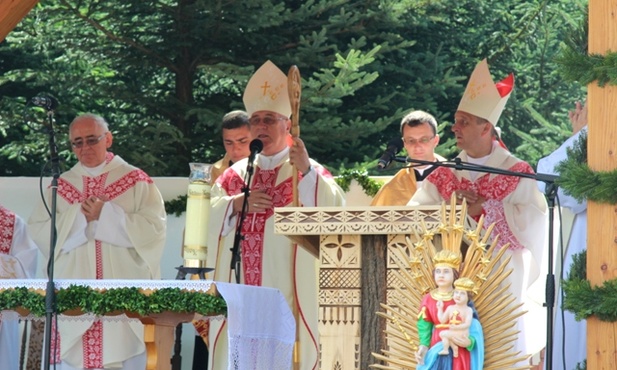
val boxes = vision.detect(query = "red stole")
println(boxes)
[53,154,152,368]
[220,166,294,286]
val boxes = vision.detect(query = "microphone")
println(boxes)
[30,95,59,111]
[246,139,263,175]
[377,137,403,170]
[249,139,263,159]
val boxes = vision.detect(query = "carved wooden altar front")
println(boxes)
[275,205,454,370]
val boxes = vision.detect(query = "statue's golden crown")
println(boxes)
[432,250,462,270]
[454,277,476,293]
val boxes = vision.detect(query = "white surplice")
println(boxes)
[207,147,345,370]
[27,153,166,370]
[537,127,587,370]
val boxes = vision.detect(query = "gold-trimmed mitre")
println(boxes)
[243,60,291,117]
[432,250,462,270]
[457,58,514,127]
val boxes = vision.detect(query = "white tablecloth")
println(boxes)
[0,279,295,369]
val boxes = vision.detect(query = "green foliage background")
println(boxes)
[0,0,588,177]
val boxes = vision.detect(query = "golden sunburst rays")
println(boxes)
[371,193,531,370]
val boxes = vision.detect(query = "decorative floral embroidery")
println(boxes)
[58,170,152,205]
[52,158,154,366]
[427,161,533,250]
[220,166,293,286]
[0,206,15,255]
[83,321,103,368]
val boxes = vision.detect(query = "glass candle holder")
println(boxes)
[183,163,213,268]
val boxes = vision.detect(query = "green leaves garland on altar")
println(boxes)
[0,285,227,317]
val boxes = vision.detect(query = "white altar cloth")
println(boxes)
[0,279,295,369]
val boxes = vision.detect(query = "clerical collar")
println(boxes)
[414,164,438,182]
[80,161,106,176]
[256,147,290,170]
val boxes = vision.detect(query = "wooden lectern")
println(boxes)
[275,205,455,370]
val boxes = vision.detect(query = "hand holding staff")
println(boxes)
[288,65,302,207]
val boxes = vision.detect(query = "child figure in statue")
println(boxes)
[437,277,476,358]
[416,250,484,370]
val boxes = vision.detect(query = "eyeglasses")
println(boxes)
[71,132,107,149]
[402,136,435,145]
[249,116,286,126]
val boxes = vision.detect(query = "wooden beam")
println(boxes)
[587,0,617,369]
[0,0,39,42]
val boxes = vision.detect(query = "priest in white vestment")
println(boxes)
[410,59,548,364]
[28,114,166,370]
[0,205,38,370]
[537,101,587,370]
[207,60,346,370]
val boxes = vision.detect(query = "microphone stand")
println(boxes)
[404,157,559,370]
[229,155,257,284]
[42,108,61,370]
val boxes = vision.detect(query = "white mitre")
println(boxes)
[457,58,514,127]
[243,60,291,117]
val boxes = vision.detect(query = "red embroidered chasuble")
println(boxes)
[52,153,153,368]
[220,166,294,286]
[426,161,534,251]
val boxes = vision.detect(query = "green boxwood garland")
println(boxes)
[0,285,227,318]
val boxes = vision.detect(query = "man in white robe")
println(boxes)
[537,101,587,370]
[192,110,252,368]
[0,205,38,370]
[28,114,166,370]
[410,59,548,362]
[207,60,345,370]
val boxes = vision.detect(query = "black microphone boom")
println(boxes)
[30,95,59,111]
[377,138,403,170]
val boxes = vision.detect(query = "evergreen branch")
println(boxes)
[555,132,617,204]
[563,250,617,323]
[335,168,382,197]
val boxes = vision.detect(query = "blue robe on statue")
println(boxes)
[417,319,484,370]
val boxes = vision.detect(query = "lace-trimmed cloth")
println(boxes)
[0,279,295,369]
